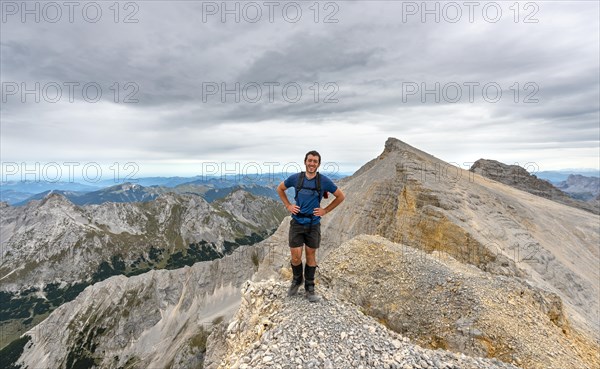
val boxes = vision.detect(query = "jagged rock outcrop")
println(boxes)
[205,280,520,369]
[470,159,598,214]
[556,174,600,201]
[320,235,599,369]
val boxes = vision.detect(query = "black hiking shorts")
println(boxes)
[289,218,321,249]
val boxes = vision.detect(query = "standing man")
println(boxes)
[277,150,345,302]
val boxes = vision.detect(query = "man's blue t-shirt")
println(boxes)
[284,172,338,225]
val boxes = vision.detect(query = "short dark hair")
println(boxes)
[304,150,321,164]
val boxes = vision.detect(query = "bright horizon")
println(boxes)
[1,158,598,184]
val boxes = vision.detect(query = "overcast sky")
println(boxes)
[1,0,599,180]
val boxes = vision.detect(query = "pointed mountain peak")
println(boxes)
[381,137,445,164]
[383,137,413,152]
[39,191,73,207]
[352,137,447,179]
[105,182,143,191]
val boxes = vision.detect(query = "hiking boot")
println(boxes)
[287,262,303,296]
[305,284,320,303]
[304,264,320,303]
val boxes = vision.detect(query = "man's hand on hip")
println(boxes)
[313,207,328,216]
[287,204,300,214]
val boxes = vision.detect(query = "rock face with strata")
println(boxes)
[11,245,263,369]
[469,159,598,214]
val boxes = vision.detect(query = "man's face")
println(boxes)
[305,155,320,174]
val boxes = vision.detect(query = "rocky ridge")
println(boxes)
[205,279,520,369]
[469,159,598,214]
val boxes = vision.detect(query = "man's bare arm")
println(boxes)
[277,181,299,214]
[314,188,345,216]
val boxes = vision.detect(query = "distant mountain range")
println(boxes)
[12,183,160,206]
[3,170,594,207]
[555,174,599,201]
[1,172,348,205]
[0,181,100,204]
[536,169,599,183]
[10,183,286,207]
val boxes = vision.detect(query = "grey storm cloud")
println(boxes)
[0,0,598,173]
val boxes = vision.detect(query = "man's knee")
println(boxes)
[290,247,303,265]
[305,247,317,265]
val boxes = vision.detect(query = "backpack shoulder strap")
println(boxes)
[316,172,322,203]
[294,172,305,203]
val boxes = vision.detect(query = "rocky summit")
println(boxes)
[205,279,520,369]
